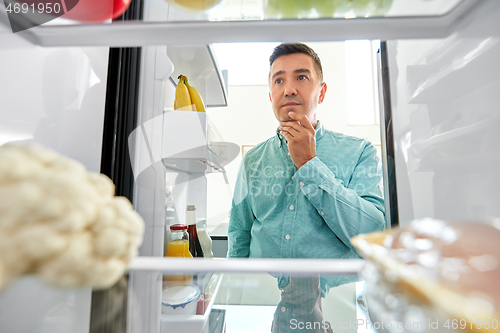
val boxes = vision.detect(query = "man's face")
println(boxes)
[269,53,327,127]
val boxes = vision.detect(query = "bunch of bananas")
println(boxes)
[174,75,206,112]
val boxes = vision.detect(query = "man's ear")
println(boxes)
[269,92,272,102]
[318,82,327,104]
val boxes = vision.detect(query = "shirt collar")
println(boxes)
[275,120,324,148]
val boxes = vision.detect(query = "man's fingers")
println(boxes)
[280,126,296,137]
[280,122,301,134]
[288,112,314,130]
[281,130,294,139]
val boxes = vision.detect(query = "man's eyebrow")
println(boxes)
[271,68,311,80]
[294,68,311,74]
[271,70,285,80]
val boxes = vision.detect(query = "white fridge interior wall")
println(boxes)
[0,46,108,172]
[0,17,110,333]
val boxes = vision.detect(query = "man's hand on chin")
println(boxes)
[279,112,316,169]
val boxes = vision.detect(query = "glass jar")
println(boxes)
[166,224,192,258]
[163,224,193,285]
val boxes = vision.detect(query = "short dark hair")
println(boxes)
[269,43,323,82]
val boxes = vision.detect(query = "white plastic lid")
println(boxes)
[186,204,197,225]
[162,284,200,306]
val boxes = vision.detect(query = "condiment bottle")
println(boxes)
[197,221,213,258]
[186,205,204,258]
[164,186,175,255]
[166,224,192,258]
[163,224,193,285]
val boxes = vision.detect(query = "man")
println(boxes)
[227,43,385,330]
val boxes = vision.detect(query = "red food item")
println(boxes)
[61,0,132,22]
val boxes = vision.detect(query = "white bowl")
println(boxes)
[162,284,200,315]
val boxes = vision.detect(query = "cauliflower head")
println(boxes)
[0,143,144,291]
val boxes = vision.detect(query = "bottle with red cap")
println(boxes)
[164,224,193,285]
[186,205,204,258]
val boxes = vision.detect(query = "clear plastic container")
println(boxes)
[197,221,213,258]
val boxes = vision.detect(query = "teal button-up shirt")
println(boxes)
[227,121,385,295]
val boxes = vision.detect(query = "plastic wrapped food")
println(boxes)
[351,219,500,332]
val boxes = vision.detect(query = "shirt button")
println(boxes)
[299,182,304,186]
[285,234,290,240]
[321,211,325,215]
[289,205,294,210]
[281,307,287,312]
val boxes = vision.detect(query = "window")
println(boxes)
[212,42,280,86]
[345,40,380,125]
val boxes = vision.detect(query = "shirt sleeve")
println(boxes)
[294,143,386,253]
[227,158,255,258]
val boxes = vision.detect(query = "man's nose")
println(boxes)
[284,83,297,96]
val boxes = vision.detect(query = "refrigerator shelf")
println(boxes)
[0,0,483,47]
[161,111,226,174]
[127,257,365,275]
[129,111,226,178]
[413,150,500,172]
[161,273,223,333]
[411,116,500,158]
[407,30,500,103]
[162,155,225,173]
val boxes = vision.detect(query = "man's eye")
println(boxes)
[298,75,307,80]
[275,78,283,84]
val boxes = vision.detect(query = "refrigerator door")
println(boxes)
[386,0,500,225]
